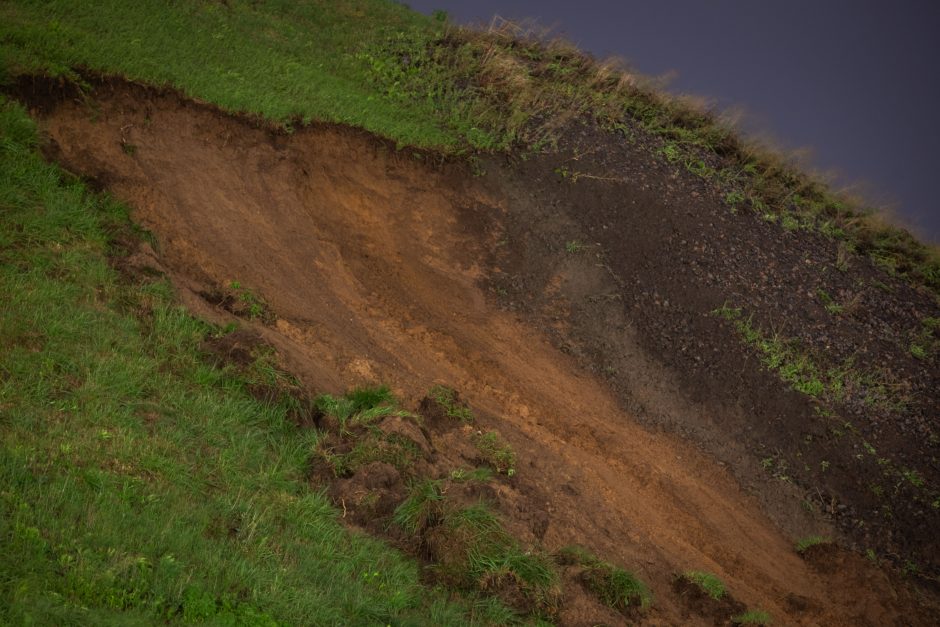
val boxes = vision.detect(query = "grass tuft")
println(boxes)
[683,570,726,600]
[392,479,444,535]
[429,384,475,423]
[473,431,517,475]
[795,535,830,554]
[556,546,651,611]
[733,609,773,625]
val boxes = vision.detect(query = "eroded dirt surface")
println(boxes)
[478,119,940,582]
[13,76,939,625]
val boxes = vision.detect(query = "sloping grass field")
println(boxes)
[0,98,511,623]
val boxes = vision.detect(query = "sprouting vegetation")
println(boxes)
[683,571,727,600]
[795,536,830,554]
[712,304,903,409]
[556,546,652,612]
[428,384,475,423]
[565,239,586,254]
[473,430,517,476]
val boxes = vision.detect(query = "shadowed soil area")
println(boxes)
[11,76,938,624]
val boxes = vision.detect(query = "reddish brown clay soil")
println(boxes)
[12,76,939,625]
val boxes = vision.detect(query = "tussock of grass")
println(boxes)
[795,535,830,554]
[315,385,414,430]
[473,430,517,475]
[396,494,561,615]
[393,479,445,535]
[429,384,475,423]
[683,570,727,600]
[0,95,480,625]
[556,546,652,612]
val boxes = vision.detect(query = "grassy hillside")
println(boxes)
[3,0,936,292]
[0,97,512,624]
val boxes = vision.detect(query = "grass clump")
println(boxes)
[556,546,652,612]
[429,384,475,423]
[733,609,773,625]
[473,430,517,475]
[439,503,561,615]
[816,288,844,315]
[0,96,479,625]
[682,570,726,600]
[393,479,444,534]
[315,385,413,431]
[795,535,830,554]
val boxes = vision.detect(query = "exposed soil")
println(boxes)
[10,75,940,625]
[477,119,940,580]
[671,576,748,626]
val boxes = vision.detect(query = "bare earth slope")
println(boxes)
[13,77,938,625]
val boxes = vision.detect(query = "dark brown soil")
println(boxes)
[10,74,940,625]
[671,576,748,626]
[478,119,940,580]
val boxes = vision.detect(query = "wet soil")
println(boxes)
[9,75,939,625]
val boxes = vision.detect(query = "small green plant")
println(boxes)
[682,571,726,600]
[795,535,829,554]
[315,385,410,431]
[724,189,745,208]
[902,468,925,488]
[733,609,772,625]
[816,289,844,315]
[227,280,270,321]
[659,142,680,163]
[473,431,517,476]
[585,561,651,611]
[565,239,585,254]
[428,384,474,423]
[780,214,801,231]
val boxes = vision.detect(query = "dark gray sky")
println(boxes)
[406,0,940,242]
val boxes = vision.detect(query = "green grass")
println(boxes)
[795,535,830,554]
[0,0,473,149]
[428,384,475,423]
[556,546,652,612]
[3,0,939,294]
[393,479,444,535]
[473,430,517,476]
[712,304,904,409]
[733,609,773,625]
[682,570,726,600]
[0,95,486,625]
[816,288,844,315]
[442,503,561,613]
